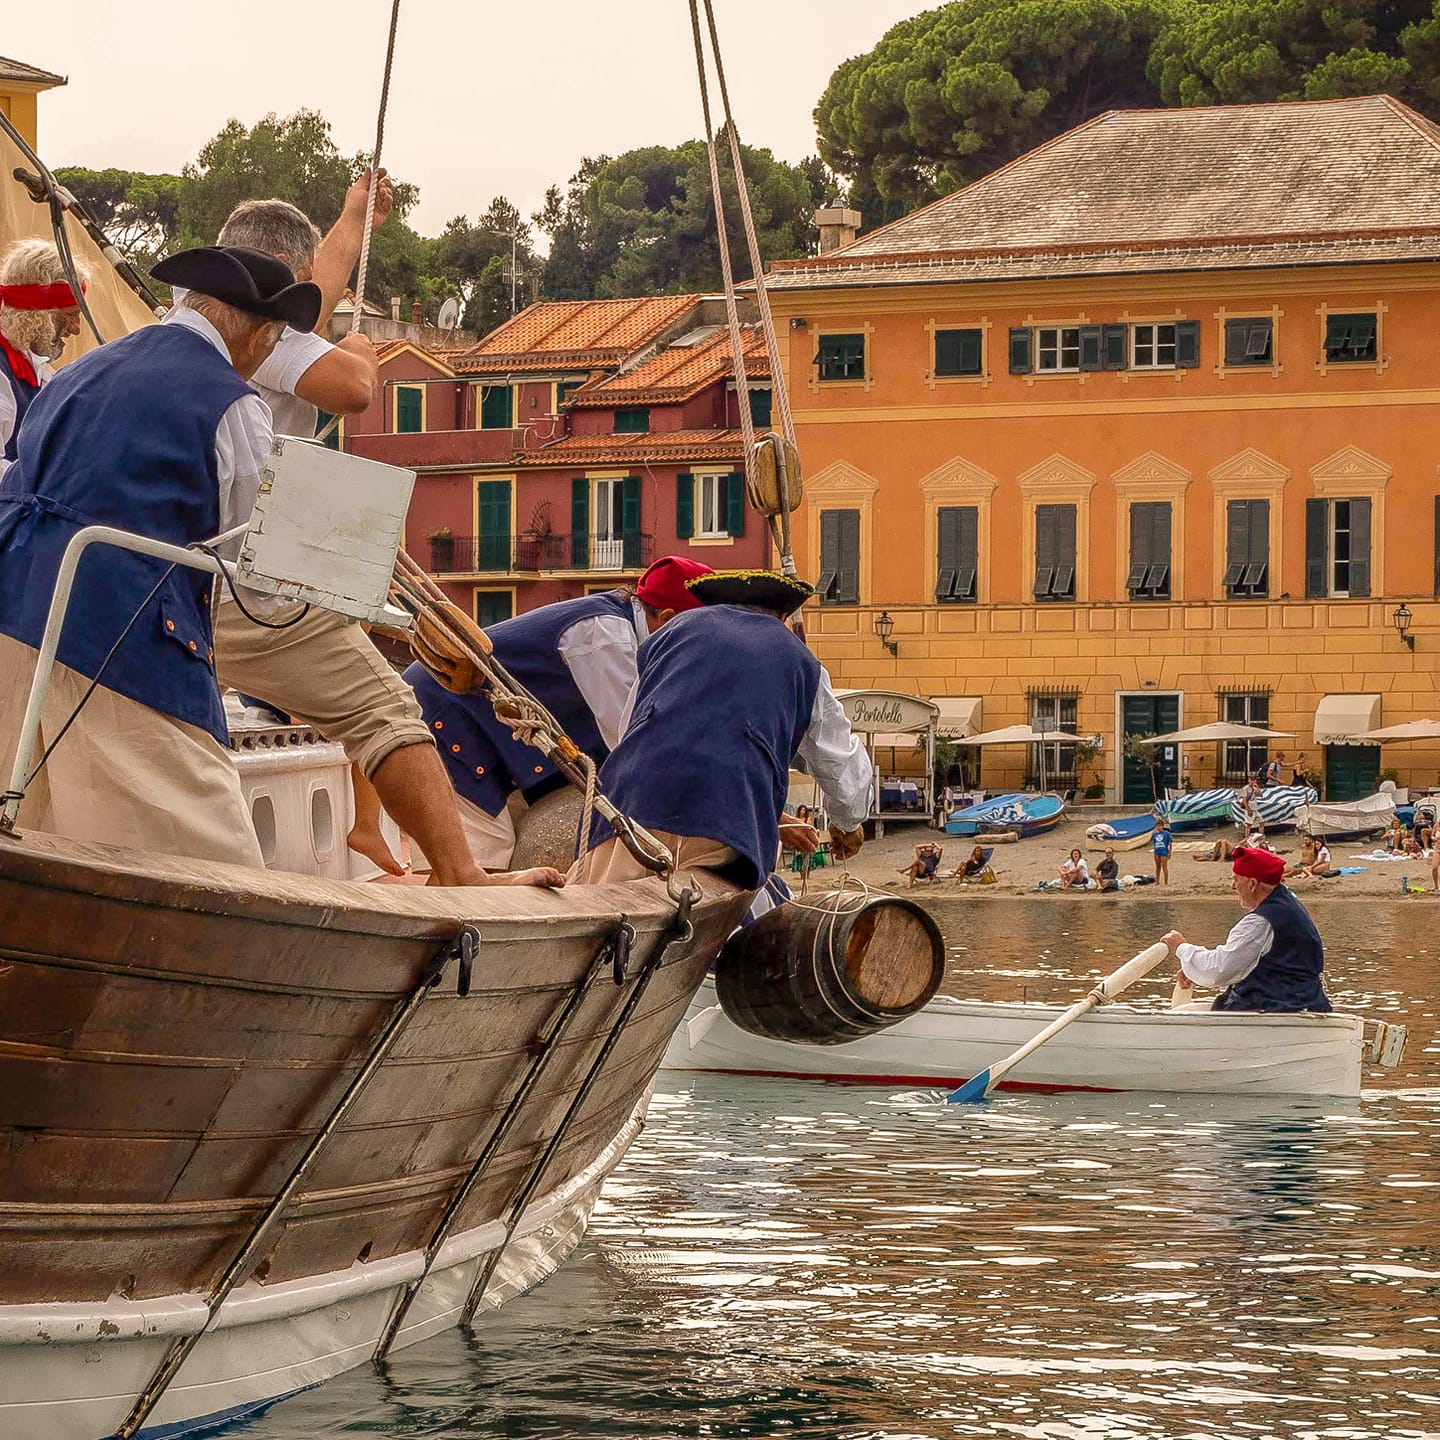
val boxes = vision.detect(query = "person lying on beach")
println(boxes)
[1194,837,1237,862]
[903,842,943,887]
[1059,849,1089,889]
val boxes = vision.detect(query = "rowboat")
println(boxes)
[944,792,1025,835]
[1154,787,1235,831]
[1230,783,1320,832]
[976,793,1066,839]
[1296,793,1395,841]
[663,979,1402,1098]
[1085,813,1155,851]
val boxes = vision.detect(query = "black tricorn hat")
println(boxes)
[152,246,322,331]
[686,569,815,614]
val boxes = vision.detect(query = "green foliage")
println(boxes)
[815,0,1176,224]
[534,139,822,300]
[54,166,182,271]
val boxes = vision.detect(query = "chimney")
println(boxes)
[390,296,401,321]
[814,199,862,255]
[411,298,423,326]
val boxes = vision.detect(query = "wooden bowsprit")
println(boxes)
[947,942,1171,1103]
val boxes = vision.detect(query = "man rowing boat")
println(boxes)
[1162,844,1332,1012]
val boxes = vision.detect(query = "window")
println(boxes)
[934,328,982,377]
[1126,501,1171,599]
[1223,499,1269,598]
[935,505,978,603]
[1219,692,1270,781]
[479,383,512,430]
[614,407,650,434]
[475,479,511,571]
[589,475,642,569]
[677,472,745,540]
[1132,323,1177,370]
[315,409,340,450]
[1029,693,1078,786]
[1306,496,1372,598]
[1036,326,1081,373]
[748,387,773,427]
[395,385,423,434]
[474,590,513,627]
[1324,312,1377,363]
[1033,503,1076,601]
[556,380,583,409]
[815,333,866,382]
[818,508,860,604]
[1225,317,1273,366]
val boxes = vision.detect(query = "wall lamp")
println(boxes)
[874,610,898,657]
[789,317,808,330]
[1393,602,1415,650]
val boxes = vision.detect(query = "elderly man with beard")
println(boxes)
[0,238,87,479]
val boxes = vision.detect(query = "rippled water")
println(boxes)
[235,899,1439,1439]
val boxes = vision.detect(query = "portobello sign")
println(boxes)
[839,691,939,735]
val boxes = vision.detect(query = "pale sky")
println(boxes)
[10,1,929,236]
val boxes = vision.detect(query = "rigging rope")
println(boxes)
[350,0,402,335]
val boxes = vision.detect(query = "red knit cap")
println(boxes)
[637,555,713,612]
[1231,845,1285,885]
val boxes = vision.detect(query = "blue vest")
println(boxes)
[405,589,638,815]
[1214,885,1331,1013]
[0,324,252,743]
[0,345,40,463]
[590,605,822,890]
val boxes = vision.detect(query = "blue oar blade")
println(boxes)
[946,1068,993,1104]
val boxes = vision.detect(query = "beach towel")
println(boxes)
[1335,866,1366,876]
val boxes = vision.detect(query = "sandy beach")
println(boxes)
[781,807,1437,904]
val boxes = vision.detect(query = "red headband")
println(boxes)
[0,281,84,311]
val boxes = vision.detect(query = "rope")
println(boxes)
[351,0,402,335]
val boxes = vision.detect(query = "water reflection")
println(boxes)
[233,900,1438,1440]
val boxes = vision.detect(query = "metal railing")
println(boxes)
[429,532,654,575]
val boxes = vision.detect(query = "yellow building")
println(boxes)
[766,96,1440,804]
[0,54,65,150]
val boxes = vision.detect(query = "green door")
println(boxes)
[1323,744,1379,801]
[476,480,511,571]
[1122,694,1180,804]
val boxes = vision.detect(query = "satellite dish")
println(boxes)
[437,297,460,331]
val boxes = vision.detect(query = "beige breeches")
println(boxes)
[572,831,738,885]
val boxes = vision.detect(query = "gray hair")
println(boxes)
[179,290,283,349]
[0,238,88,358]
[218,199,322,270]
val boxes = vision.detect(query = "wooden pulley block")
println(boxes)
[409,603,492,694]
[747,432,803,516]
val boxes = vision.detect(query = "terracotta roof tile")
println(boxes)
[565,325,769,406]
[518,429,746,467]
[0,55,65,87]
[454,295,699,374]
[372,339,456,374]
[771,96,1440,290]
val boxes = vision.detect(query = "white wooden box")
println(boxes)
[237,437,416,624]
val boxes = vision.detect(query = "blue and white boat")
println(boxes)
[975,793,1067,839]
[1085,813,1156,851]
[944,792,1025,835]
[1154,788,1235,832]
[1230,783,1320,833]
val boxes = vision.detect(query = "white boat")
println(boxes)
[1296,792,1396,841]
[663,979,1404,1098]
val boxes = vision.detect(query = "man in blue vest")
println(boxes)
[1163,845,1332,1011]
[0,245,314,866]
[0,239,85,481]
[577,570,872,888]
[401,555,714,868]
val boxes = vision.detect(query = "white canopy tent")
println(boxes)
[835,691,940,826]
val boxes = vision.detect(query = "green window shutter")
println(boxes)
[1008,327,1032,375]
[315,409,340,449]
[396,386,423,433]
[955,504,978,601]
[934,328,982,377]
[1079,325,1103,372]
[1102,324,1128,370]
[621,476,642,567]
[726,473,746,537]
[1175,320,1200,368]
[474,591,514,627]
[615,407,650,433]
[936,505,961,599]
[676,473,694,539]
[571,477,589,568]
[1305,497,1328,598]
[475,480,512,571]
[836,509,860,603]
[1224,500,1248,592]
[748,388,772,428]
[818,509,840,601]
[1348,496,1372,598]
[480,384,512,429]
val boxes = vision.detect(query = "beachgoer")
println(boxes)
[1152,817,1172,884]
[576,571,872,887]
[1385,815,1405,852]
[1264,753,1283,787]
[1292,752,1311,789]
[401,556,712,868]
[1163,845,1331,1012]
[0,239,85,481]
[1059,848,1089,889]
[1096,847,1120,891]
[1194,836,1236,862]
[903,842,943,888]
[955,843,993,882]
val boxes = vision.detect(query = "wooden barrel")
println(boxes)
[715,894,944,1045]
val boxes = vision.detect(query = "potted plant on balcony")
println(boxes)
[1073,738,1106,803]
[516,501,552,571]
[429,526,455,572]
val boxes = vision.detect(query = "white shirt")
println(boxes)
[0,349,54,482]
[1177,911,1274,989]
[555,596,647,750]
[250,326,332,438]
[1061,856,1089,881]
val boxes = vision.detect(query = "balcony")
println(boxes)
[347,428,523,468]
[429,532,654,575]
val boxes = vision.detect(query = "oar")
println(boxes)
[947,941,1171,1103]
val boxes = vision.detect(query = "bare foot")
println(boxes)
[348,824,406,877]
[502,867,566,888]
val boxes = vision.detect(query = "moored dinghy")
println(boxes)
[1154,788,1235,831]
[1085,813,1156,851]
[1296,792,1395,841]
[1230,783,1320,832]
[977,793,1066,839]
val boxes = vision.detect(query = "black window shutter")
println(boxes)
[1149,502,1172,596]
[1079,325,1103,372]
[676,473,694,540]
[1102,324,1128,370]
[818,509,839,600]
[957,505,978,600]
[936,506,960,600]
[1305,497,1328,598]
[1224,319,1246,368]
[571,477,589,568]
[1176,320,1200,368]
[1009,327,1033,375]
[1348,496,1372,597]
[1434,496,1440,597]
[1128,503,1152,593]
[1055,504,1077,598]
[1034,504,1056,596]
[837,509,860,603]
[1225,500,1247,591]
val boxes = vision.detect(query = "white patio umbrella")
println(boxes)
[957,724,1086,794]
[1357,719,1440,742]
[1138,722,1293,744]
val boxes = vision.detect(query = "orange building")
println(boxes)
[764,96,1440,803]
